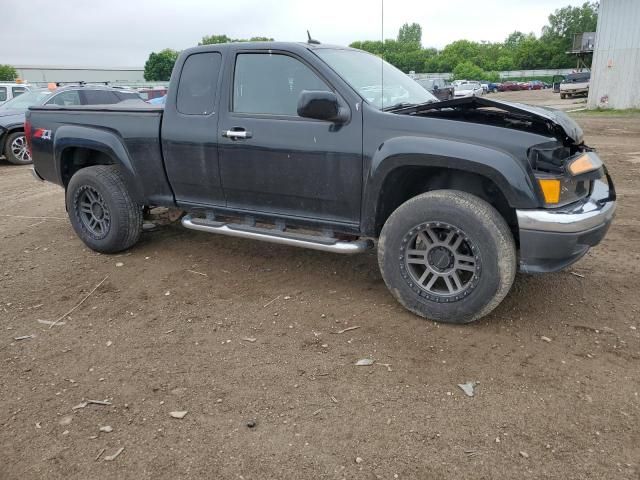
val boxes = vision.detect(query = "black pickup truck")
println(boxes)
[27,41,616,324]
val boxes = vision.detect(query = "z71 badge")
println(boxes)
[33,128,52,140]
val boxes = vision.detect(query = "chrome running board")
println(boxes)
[181,215,372,254]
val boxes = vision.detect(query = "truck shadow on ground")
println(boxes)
[141,223,580,331]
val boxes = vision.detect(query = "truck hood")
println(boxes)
[486,98,584,144]
[396,96,584,145]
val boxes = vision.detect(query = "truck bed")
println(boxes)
[28,102,175,205]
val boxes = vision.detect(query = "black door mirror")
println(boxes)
[433,84,439,91]
[297,90,347,122]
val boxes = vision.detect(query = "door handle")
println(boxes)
[222,129,252,139]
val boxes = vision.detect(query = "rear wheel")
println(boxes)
[4,131,31,165]
[378,190,516,324]
[66,165,142,253]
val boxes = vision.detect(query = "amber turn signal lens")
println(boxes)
[538,178,561,204]
[568,153,601,176]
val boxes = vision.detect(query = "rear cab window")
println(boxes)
[82,90,121,105]
[176,52,222,115]
[0,87,6,102]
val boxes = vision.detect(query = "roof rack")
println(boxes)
[54,81,111,87]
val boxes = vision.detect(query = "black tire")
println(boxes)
[66,165,142,253]
[4,131,32,165]
[560,93,566,99]
[378,190,516,324]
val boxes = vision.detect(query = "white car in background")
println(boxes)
[454,82,484,98]
[0,83,31,105]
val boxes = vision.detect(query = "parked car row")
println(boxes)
[410,76,562,99]
[496,80,551,92]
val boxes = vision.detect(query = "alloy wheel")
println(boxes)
[402,222,481,302]
[77,186,111,239]
[10,135,31,163]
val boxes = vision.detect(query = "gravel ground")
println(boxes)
[1,89,638,479]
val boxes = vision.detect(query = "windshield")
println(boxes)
[314,48,437,109]
[0,90,52,110]
[457,83,480,90]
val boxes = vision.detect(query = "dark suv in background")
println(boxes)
[1,84,142,165]
[416,77,454,101]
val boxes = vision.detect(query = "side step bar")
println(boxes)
[181,215,373,254]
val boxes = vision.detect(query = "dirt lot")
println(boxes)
[1,90,639,479]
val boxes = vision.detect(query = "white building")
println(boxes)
[13,65,145,85]
[588,0,640,109]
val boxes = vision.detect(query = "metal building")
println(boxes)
[13,65,145,85]
[588,0,640,109]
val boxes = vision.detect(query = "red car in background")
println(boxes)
[497,81,522,92]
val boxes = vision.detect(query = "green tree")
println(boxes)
[199,34,231,45]
[348,3,599,73]
[542,2,599,66]
[542,2,599,41]
[504,31,528,49]
[495,55,515,71]
[397,23,422,47]
[438,40,481,72]
[199,34,274,45]
[144,49,179,81]
[452,61,485,81]
[0,65,17,81]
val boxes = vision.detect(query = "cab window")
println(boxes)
[82,90,121,105]
[233,53,329,116]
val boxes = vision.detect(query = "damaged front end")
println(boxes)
[391,96,616,274]
[395,96,603,208]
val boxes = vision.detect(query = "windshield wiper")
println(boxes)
[382,100,437,112]
[382,102,417,112]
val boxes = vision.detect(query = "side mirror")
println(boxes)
[297,90,348,122]
[433,84,439,91]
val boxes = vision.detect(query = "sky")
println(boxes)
[1,0,589,67]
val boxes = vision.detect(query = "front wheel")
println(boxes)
[66,165,142,253]
[378,190,516,324]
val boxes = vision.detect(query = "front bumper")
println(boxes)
[516,174,616,273]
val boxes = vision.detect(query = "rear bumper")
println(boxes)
[516,175,616,273]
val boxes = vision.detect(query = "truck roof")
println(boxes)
[180,41,355,57]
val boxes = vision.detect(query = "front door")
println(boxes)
[218,51,362,226]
